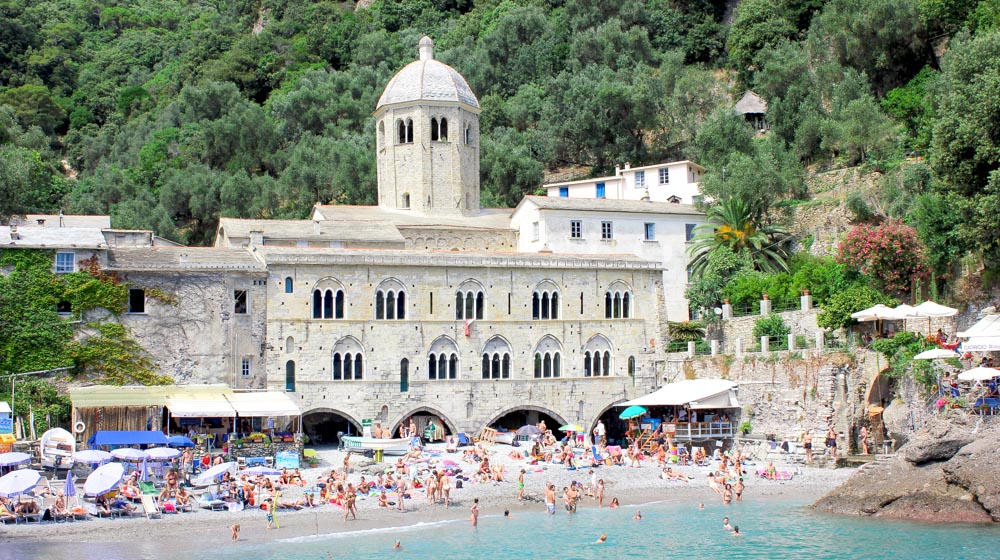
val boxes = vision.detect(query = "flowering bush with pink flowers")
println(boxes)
[837,220,928,294]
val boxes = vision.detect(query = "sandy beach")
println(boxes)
[0,443,855,549]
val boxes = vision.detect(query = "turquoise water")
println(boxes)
[6,499,1000,559]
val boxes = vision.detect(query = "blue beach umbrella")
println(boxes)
[167,435,195,448]
[619,405,648,420]
[64,470,76,498]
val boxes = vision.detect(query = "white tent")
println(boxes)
[622,379,739,409]
[892,304,920,320]
[166,396,236,418]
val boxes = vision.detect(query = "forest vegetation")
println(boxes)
[0,0,997,312]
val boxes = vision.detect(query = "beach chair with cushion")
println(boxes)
[195,493,226,511]
[139,481,158,496]
[591,446,604,464]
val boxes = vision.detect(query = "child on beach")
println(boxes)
[596,479,605,507]
[517,469,525,502]
[265,499,276,530]
[609,497,619,509]
[470,498,480,526]
[231,523,240,541]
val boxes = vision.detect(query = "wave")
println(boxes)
[277,518,461,544]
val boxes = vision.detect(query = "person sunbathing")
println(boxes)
[51,495,70,520]
[377,489,390,508]
[175,486,191,508]
[0,498,15,522]
[765,461,778,481]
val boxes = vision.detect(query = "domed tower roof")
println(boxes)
[375,37,479,111]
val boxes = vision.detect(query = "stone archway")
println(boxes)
[390,406,457,441]
[302,407,363,445]
[484,404,567,433]
[591,398,631,446]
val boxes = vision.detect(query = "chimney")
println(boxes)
[313,220,321,235]
[419,36,434,61]
[10,224,20,240]
[59,209,65,228]
[614,165,621,177]
[623,162,631,170]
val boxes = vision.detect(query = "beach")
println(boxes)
[1,443,856,549]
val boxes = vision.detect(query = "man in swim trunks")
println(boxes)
[545,483,556,515]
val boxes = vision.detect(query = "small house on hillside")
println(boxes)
[734,90,769,132]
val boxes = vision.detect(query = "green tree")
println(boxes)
[817,283,897,329]
[0,85,65,133]
[727,0,797,78]
[688,197,795,277]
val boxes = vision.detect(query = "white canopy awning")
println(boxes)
[689,390,740,410]
[851,304,895,322]
[958,314,1000,338]
[622,379,738,408]
[913,301,958,317]
[962,337,1000,352]
[225,392,301,417]
[166,397,236,418]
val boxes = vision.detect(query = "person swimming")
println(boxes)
[723,517,733,530]
[595,533,608,543]
[732,525,742,536]
[633,510,642,520]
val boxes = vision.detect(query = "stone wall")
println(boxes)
[719,305,820,352]
[664,352,858,448]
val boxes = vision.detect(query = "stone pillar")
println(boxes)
[760,297,772,316]
[722,302,733,320]
[788,333,796,351]
[815,330,825,355]
[800,293,813,311]
[734,338,744,356]
[687,341,696,359]
[710,339,719,356]
[760,336,769,353]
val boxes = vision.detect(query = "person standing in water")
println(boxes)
[545,483,556,515]
[470,498,480,526]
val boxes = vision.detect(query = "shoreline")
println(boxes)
[1,444,856,549]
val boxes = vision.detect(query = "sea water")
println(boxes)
[7,499,1000,560]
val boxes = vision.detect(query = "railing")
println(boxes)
[666,421,735,441]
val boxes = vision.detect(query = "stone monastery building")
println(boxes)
[1,38,706,440]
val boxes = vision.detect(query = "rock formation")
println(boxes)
[813,411,999,523]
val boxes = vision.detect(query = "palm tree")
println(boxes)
[687,197,793,277]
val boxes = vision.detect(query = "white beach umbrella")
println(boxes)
[111,448,147,462]
[0,452,31,468]
[145,447,180,461]
[84,462,125,497]
[913,348,960,360]
[0,469,41,498]
[193,461,235,485]
[957,367,1000,382]
[851,304,895,322]
[891,304,920,320]
[914,301,958,317]
[74,449,113,465]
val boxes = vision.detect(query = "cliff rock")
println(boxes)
[812,413,999,523]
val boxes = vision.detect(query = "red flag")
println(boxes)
[464,318,474,337]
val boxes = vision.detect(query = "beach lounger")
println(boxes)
[196,494,226,511]
[141,495,162,519]
[591,446,604,464]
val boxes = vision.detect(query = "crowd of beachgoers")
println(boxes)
[2,430,856,548]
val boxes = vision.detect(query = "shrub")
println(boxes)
[753,313,790,339]
[738,420,752,435]
[668,321,707,342]
[837,220,928,294]
[817,283,898,329]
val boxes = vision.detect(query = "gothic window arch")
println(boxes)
[428,337,459,380]
[481,336,512,379]
[431,117,448,141]
[312,278,345,319]
[285,336,294,354]
[375,278,407,320]
[532,280,560,320]
[332,337,364,381]
[583,335,613,377]
[532,335,563,378]
[285,360,295,392]
[604,281,633,319]
[284,277,294,293]
[405,118,413,143]
[397,119,406,144]
[431,117,439,141]
[455,279,486,320]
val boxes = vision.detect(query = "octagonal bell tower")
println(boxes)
[374,36,481,216]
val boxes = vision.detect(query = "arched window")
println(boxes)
[583,335,614,378]
[402,193,410,208]
[455,281,486,320]
[533,335,562,378]
[313,279,346,320]
[397,120,406,143]
[284,277,293,293]
[428,337,460,380]
[431,117,440,141]
[285,360,295,392]
[405,118,413,143]
[481,336,512,380]
[532,281,560,320]
[628,356,636,377]
[440,118,448,141]
[285,336,294,354]
[464,124,472,145]
[332,338,364,381]
[375,280,406,320]
[605,282,633,319]
[400,358,409,392]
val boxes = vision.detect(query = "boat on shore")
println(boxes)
[341,436,411,455]
[40,427,75,469]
